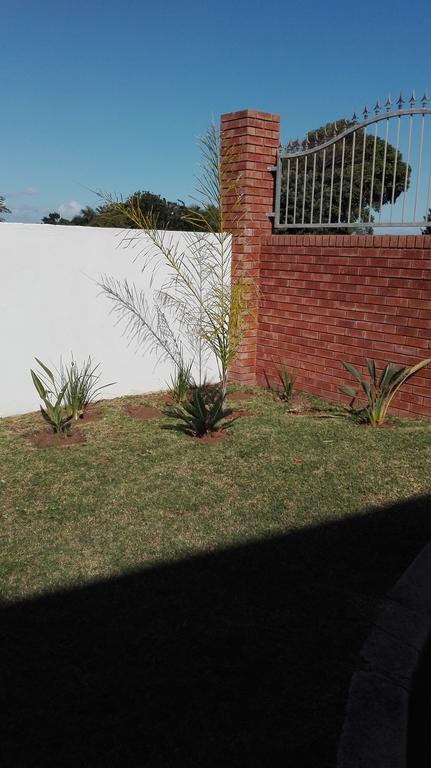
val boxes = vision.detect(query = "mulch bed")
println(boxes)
[122,405,163,420]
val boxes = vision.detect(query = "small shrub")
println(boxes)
[276,364,295,402]
[340,357,431,426]
[31,362,72,434]
[61,356,113,420]
[167,360,194,403]
[163,388,233,437]
[265,363,295,402]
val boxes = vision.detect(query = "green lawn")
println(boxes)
[1,389,431,766]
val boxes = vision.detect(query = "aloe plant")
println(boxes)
[340,357,431,426]
[31,363,72,434]
[163,388,233,437]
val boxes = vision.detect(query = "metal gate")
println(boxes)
[270,92,431,231]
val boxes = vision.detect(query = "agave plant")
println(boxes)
[163,388,233,437]
[340,357,431,426]
[31,363,72,434]
[167,359,194,403]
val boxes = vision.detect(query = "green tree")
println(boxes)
[41,211,71,225]
[42,194,216,231]
[0,195,11,221]
[280,119,411,233]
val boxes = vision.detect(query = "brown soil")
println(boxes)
[122,405,163,420]
[193,430,229,444]
[231,409,254,419]
[227,391,257,402]
[72,406,103,425]
[29,430,86,448]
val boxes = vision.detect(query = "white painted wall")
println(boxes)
[0,223,226,417]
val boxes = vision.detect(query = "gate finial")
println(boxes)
[421,91,429,108]
[409,90,416,107]
[374,100,381,115]
[397,93,404,110]
[385,95,392,112]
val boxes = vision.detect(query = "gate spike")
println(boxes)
[397,93,404,110]
[374,99,381,115]
[352,112,358,124]
[409,90,416,107]
[421,91,429,108]
[385,95,392,112]
[363,104,369,119]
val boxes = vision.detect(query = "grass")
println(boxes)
[1,387,431,766]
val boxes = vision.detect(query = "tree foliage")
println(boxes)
[42,193,215,231]
[281,120,411,233]
[422,209,431,235]
[0,195,11,221]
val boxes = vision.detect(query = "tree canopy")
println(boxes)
[280,119,411,233]
[42,192,215,231]
[0,195,11,221]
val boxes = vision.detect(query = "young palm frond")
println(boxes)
[97,123,252,393]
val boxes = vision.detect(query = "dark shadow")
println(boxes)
[2,495,431,767]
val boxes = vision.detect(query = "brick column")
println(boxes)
[220,109,280,384]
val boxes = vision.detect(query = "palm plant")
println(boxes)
[340,357,431,426]
[163,388,233,437]
[98,123,252,395]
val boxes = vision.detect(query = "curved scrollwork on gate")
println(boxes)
[271,92,431,231]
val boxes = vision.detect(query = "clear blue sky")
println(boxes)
[1,0,430,222]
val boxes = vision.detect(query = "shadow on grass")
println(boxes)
[2,495,431,767]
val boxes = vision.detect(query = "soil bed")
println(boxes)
[29,430,86,448]
[227,391,257,402]
[231,409,254,419]
[191,430,229,443]
[123,405,163,420]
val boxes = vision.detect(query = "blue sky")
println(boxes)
[1,0,430,223]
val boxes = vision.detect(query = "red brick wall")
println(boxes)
[221,110,280,383]
[257,234,431,417]
[221,110,431,417]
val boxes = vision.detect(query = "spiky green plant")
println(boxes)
[163,388,233,437]
[31,361,72,434]
[340,357,431,426]
[98,123,252,395]
[167,359,194,403]
[277,364,295,402]
[61,356,113,420]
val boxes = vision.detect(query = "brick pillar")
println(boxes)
[220,109,280,384]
